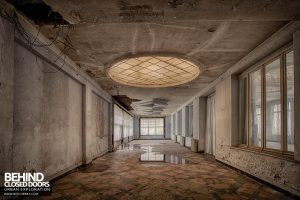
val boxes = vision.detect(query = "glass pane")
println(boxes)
[156,119,164,126]
[286,51,294,152]
[141,127,148,135]
[239,78,247,144]
[140,119,148,127]
[149,127,155,135]
[156,127,164,135]
[265,58,281,150]
[249,70,262,147]
[140,118,164,136]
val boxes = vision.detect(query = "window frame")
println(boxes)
[139,117,165,136]
[237,47,294,158]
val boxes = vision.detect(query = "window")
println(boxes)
[286,51,294,152]
[113,104,133,142]
[185,105,193,137]
[140,118,164,136]
[265,59,281,150]
[249,69,262,147]
[123,112,133,138]
[114,105,123,142]
[238,49,294,154]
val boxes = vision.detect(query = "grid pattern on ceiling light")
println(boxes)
[108,56,200,88]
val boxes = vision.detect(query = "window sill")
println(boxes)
[230,146,296,162]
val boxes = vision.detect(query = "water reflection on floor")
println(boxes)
[117,143,141,150]
[117,142,193,164]
[139,145,193,164]
[44,140,292,200]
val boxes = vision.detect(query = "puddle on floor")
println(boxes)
[116,143,193,164]
[117,143,130,150]
[139,146,193,164]
[117,143,141,150]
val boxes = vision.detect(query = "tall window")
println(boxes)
[249,69,262,147]
[238,49,294,154]
[114,105,123,141]
[113,104,133,142]
[140,118,164,136]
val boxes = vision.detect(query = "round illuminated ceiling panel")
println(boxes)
[107,56,201,88]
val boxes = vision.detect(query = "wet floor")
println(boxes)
[42,140,292,200]
[139,145,194,164]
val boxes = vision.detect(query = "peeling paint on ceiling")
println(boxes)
[9,0,300,115]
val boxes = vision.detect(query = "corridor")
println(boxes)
[44,140,290,200]
[1,0,300,199]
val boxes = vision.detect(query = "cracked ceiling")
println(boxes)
[9,0,300,115]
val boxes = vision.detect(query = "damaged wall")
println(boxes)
[215,76,300,196]
[169,20,300,196]
[0,15,14,175]
[0,14,112,181]
[13,42,83,177]
[88,92,110,159]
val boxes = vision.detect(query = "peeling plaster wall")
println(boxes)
[12,42,83,178]
[0,16,14,176]
[215,76,300,196]
[88,92,110,160]
[0,15,112,181]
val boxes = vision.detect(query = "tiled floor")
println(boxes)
[43,140,292,200]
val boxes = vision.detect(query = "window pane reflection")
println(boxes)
[286,51,294,152]
[140,118,164,136]
[249,70,262,147]
[265,58,281,150]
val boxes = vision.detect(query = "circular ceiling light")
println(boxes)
[107,56,201,88]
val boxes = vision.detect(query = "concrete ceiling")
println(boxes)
[16,0,300,115]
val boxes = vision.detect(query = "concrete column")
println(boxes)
[293,30,300,161]
[0,17,14,173]
[165,115,171,139]
[182,107,186,137]
[171,114,175,141]
[133,116,140,139]
[174,112,178,136]
[192,98,200,140]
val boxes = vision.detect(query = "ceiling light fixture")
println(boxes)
[107,55,201,88]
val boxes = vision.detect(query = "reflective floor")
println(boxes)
[43,140,292,200]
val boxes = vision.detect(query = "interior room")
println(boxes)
[0,0,300,199]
